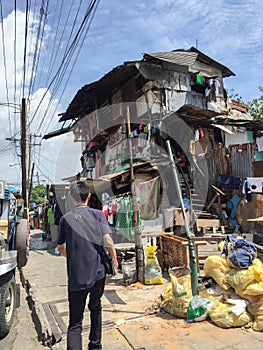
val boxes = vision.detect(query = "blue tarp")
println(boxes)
[9,185,20,193]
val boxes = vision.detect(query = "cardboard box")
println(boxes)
[174,209,190,226]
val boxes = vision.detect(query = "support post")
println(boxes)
[127,107,144,283]
[166,140,198,295]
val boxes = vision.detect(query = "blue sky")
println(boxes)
[78,0,263,103]
[0,0,262,185]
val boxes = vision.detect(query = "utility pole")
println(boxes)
[36,172,40,186]
[21,98,28,209]
[28,162,35,204]
[28,133,41,202]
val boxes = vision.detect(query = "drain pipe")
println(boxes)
[166,140,198,295]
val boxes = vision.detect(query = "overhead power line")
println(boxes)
[30,0,100,129]
[22,0,29,98]
[0,0,12,138]
[40,0,100,136]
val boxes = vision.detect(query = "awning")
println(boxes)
[212,124,235,135]
[61,161,160,195]
[42,126,72,140]
[86,161,159,195]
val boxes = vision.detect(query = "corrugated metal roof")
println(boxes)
[144,51,198,67]
[59,47,235,123]
[144,47,235,78]
[60,64,139,122]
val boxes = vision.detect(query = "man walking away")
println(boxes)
[57,180,118,350]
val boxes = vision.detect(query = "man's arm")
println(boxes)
[103,233,118,272]
[57,244,66,257]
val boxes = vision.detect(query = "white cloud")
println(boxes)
[0,9,62,185]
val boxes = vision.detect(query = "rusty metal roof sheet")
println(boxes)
[60,63,139,122]
[144,51,198,67]
[60,47,235,123]
[163,106,263,130]
[42,124,74,139]
[144,47,235,78]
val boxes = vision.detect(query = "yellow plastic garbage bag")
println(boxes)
[244,282,263,296]
[208,300,252,328]
[247,296,263,317]
[144,246,163,285]
[204,256,231,290]
[226,266,256,291]
[226,258,263,293]
[252,315,263,332]
[247,297,263,331]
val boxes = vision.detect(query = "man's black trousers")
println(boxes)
[67,276,106,350]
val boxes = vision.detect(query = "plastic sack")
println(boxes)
[226,265,256,291]
[230,259,263,298]
[253,316,263,332]
[223,235,257,269]
[247,297,263,331]
[235,289,263,304]
[244,282,263,296]
[161,266,192,318]
[144,246,163,285]
[247,296,263,317]
[208,300,252,328]
[187,295,213,322]
[204,256,231,290]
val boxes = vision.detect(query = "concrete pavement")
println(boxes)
[22,229,263,349]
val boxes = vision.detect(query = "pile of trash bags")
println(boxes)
[158,235,263,331]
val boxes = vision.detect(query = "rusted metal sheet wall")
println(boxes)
[207,143,253,183]
[212,144,230,181]
[230,144,253,178]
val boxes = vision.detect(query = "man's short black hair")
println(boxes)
[70,180,90,203]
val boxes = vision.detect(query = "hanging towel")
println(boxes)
[135,176,160,220]
[256,137,263,152]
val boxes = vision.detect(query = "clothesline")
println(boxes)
[104,191,132,202]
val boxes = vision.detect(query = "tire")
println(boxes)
[0,273,16,339]
[15,219,30,268]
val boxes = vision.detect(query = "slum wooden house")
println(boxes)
[44,47,263,235]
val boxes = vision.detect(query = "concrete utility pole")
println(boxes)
[21,98,28,209]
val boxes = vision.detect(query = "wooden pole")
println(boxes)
[127,106,144,283]
[21,98,28,210]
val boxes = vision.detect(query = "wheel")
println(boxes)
[15,219,30,268]
[0,273,16,339]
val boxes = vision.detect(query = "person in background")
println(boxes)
[57,180,118,350]
[47,204,58,250]
[33,206,39,229]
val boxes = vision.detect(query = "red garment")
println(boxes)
[102,205,109,220]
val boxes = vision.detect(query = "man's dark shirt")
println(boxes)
[57,205,112,292]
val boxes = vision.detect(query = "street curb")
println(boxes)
[19,267,55,347]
